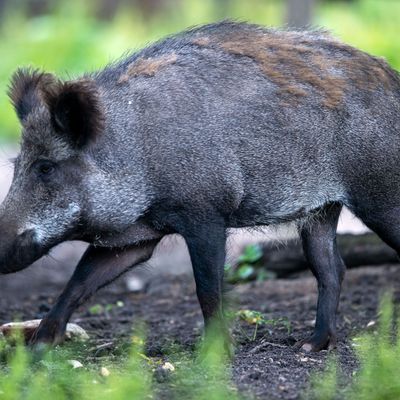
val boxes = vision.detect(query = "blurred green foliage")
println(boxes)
[0,322,239,400]
[225,244,276,283]
[0,0,399,142]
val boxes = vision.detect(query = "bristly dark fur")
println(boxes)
[7,68,56,122]
[42,78,105,148]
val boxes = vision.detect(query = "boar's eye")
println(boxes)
[34,160,56,179]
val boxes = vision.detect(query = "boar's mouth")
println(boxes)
[0,229,50,274]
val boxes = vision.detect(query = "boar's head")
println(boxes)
[0,68,105,273]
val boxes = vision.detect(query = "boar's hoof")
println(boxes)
[200,324,235,360]
[29,321,67,346]
[295,334,337,352]
[29,321,88,346]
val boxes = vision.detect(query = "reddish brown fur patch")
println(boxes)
[328,40,394,92]
[194,30,394,108]
[192,37,211,46]
[216,32,348,108]
[118,53,177,83]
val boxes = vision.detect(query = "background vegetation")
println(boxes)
[0,0,399,142]
[1,1,400,398]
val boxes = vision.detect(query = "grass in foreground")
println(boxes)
[2,294,400,399]
[0,322,241,400]
[308,293,400,400]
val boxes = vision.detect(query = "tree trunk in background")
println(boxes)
[26,0,49,17]
[134,0,165,19]
[286,0,316,28]
[0,0,6,22]
[96,0,122,20]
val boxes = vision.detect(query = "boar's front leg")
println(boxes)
[161,211,229,346]
[296,202,345,352]
[29,240,160,345]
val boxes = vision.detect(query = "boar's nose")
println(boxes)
[0,227,41,274]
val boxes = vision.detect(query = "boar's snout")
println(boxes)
[0,224,43,274]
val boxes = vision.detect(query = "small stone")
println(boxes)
[65,323,89,341]
[126,276,146,292]
[100,367,111,377]
[68,359,83,369]
[300,357,309,362]
[162,362,175,372]
[366,320,376,328]
[301,343,313,353]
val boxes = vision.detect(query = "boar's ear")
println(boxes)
[43,79,105,148]
[8,68,57,123]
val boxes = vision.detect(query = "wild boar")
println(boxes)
[1,21,400,352]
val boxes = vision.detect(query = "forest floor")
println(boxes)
[1,256,398,399]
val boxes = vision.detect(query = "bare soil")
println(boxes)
[0,259,399,399]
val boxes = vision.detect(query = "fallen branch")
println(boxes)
[260,233,398,278]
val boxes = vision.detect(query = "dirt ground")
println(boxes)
[0,249,398,399]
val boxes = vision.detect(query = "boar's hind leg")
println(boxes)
[296,202,345,352]
[352,205,400,253]
[29,240,159,345]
